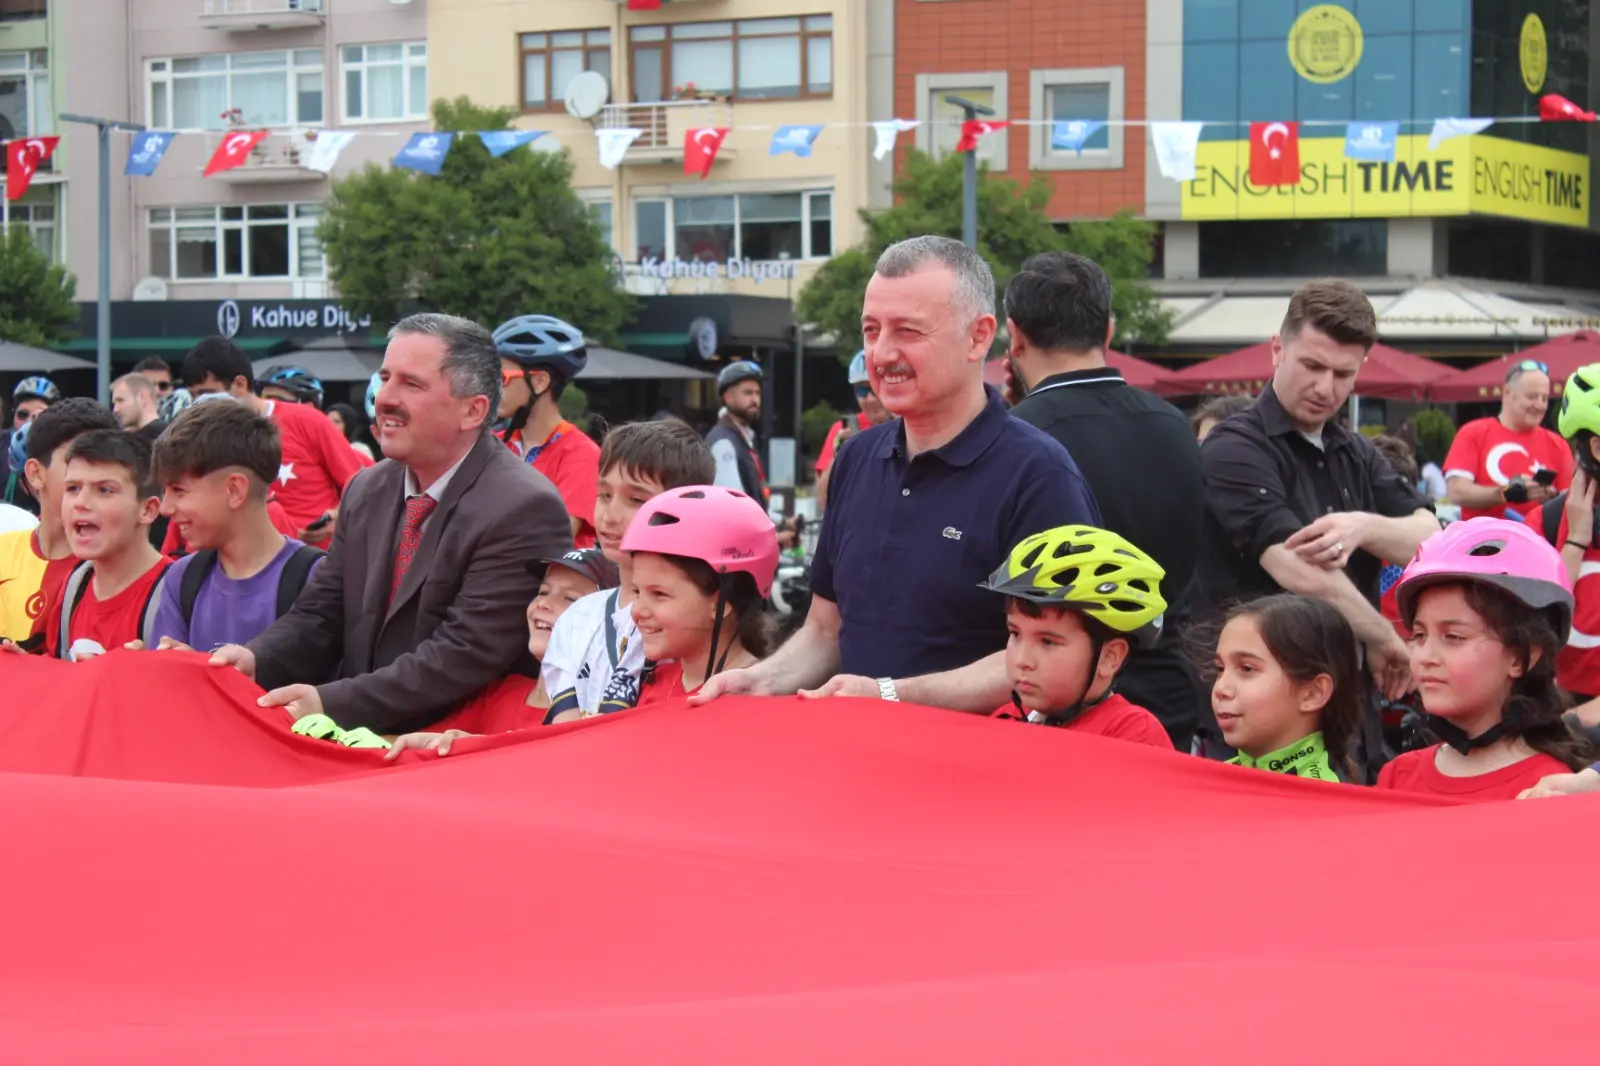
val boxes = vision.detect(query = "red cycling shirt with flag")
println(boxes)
[1442,417,1573,522]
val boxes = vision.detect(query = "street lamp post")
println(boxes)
[942,94,996,251]
[61,113,145,405]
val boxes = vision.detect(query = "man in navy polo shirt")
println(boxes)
[693,235,1100,712]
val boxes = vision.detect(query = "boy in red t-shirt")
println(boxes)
[43,430,171,659]
[180,340,363,545]
[981,524,1173,749]
[491,315,601,548]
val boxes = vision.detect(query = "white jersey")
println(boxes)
[541,586,646,716]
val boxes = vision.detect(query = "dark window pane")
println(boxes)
[1198,219,1387,277]
[1446,218,1532,284]
[249,222,290,276]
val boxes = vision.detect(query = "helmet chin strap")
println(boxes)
[704,579,735,685]
[1014,635,1111,728]
[1425,716,1510,755]
[504,370,545,440]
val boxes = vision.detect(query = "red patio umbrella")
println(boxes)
[1428,331,1600,402]
[1159,342,1461,401]
[982,351,1175,394]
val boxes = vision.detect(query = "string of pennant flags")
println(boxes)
[4,92,1595,199]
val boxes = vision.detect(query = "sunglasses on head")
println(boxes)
[1505,358,1550,383]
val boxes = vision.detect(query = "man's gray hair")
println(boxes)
[389,312,502,423]
[874,236,996,324]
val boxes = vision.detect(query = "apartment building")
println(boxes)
[429,0,873,302]
[58,0,428,314]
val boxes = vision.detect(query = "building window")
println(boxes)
[341,43,428,123]
[914,71,1008,167]
[1197,220,1387,278]
[148,50,324,130]
[627,16,832,103]
[5,199,55,261]
[631,191,832,262]
[0,50,49,139]
[148,203,325,281]
[520,29,610,111]
[577,191,614,249]
[1028,67,1125,172]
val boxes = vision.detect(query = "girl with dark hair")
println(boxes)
[1209,594,1364,781]
[1382,518,1597,800]
[324,403,375,464]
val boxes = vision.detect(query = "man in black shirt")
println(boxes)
[1194,279,1437,704]
[1005,252,1206,747]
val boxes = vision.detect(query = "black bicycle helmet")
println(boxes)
[258,365,325,408]
[717,361,763,395]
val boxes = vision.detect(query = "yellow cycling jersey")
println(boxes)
[0,528,47,641]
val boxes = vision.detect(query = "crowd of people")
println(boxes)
[6,233,1600,803]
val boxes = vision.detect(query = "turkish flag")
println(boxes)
[683,127,730,179]
[5,135,57,201]
[1540,94,1597,122]
[955,120,1009,153]
[203,129,269,177]
[1248,121,1300,187]
[626,0,663,8]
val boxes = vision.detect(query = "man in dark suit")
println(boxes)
[210,312,573,734]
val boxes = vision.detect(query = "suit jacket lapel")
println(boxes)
[383,431,496,623]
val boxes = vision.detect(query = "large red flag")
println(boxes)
[1540,94,1597,122]
[5,135,57,201]
[683,127,730,179]
[954,119,1009,153]
[203,129,269,177]
[1248,121,1300,186]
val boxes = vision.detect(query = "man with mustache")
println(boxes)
[694,235,1100,712]
[210,313,573,734]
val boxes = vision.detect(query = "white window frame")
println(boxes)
[630,189,833,262]
[146,50,324,132]
[340,42,428,124]
[0,50,50,138]
[914,71,1008,168]
[147,203,326,283]
[576,188,615,252]
[4,195,56,263]
[1029,66,1125,172]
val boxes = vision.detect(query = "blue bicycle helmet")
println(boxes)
[8,420,28,471]
[13,376,59,405]
[717,360,763,394]
[848,350,869,385]
[365,371,382,422]
[492,315,587,378]
[259,365,325,408]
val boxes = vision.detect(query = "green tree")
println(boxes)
[319,97,633,340]
[796,150,1169,353]
[0,227,77,348]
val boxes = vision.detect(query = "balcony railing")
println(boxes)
[200,0,325,31]
[598,99,735,163]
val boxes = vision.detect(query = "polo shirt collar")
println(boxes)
[876,385,1010,468]
[1256,382,1354,450]
[1027,366,1126,396]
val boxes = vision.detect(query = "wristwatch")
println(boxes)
[877,677,900,701]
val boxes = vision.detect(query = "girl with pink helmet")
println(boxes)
[619,485,780,704]
[1379,517,1596,800]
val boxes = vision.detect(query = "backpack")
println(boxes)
[56,561,168,660]
[177,544,324,627]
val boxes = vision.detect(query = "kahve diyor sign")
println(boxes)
[215,300,373,339]
[637,257,799,284]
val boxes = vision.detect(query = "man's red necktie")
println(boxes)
[388,495,437,605]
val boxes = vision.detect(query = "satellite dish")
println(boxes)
[132,276,169,302]
[564,71,610,121]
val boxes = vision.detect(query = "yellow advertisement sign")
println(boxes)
[1178,135,1588,228]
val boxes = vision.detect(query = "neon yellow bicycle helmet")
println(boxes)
[982,525,1167,649]
[1559,363,1600,441]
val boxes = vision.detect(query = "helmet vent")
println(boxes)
[646,513,681,527]
[680,489,708,499]
[1467,540,1507,557]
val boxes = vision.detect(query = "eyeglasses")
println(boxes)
[853,384,873,400]
[151,380,173,393]
[501,367,528,385]
[1506,358,1550,382]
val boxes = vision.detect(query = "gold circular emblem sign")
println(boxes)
[1520,13,1547,94]
[1288,5,1364,85]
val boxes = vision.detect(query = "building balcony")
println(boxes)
[209,138,327,184]
[598,99,736,167]
[199,0,325,33]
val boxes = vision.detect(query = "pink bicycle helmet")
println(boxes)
[1395,517,1574,640]
[620,485,779,597]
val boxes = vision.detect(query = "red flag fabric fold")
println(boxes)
[203,129,269,177]
[954,119,1009,153]
[5,135,58,200]
[4,653,1600,1062]
[1540,94,1597,122]
[683,127,730,178]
